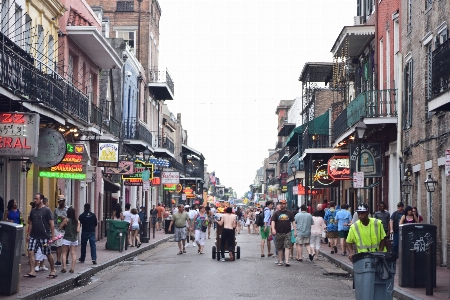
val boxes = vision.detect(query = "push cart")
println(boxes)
[212,221,240,261]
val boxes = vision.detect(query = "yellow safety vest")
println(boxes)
[350,218,385,253]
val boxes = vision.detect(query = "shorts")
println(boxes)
[338,230,349,239]
[275,232,292,250]
[157,217,162,222]
[174,227,186,242]
[260,226,270,240]
[62,239,79,246]
[28,237,51,255]
[131,225,139,231]
[54,229,65,247]
[296,236,310,245]
[326,231,339,239]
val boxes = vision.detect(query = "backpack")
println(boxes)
[256,210,265,227]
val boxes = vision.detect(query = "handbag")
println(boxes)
[201,225,207,232]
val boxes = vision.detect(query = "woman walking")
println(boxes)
[192,205,208,254]
[4,199,21,224]
[60,207,80,273]
[130,208,142,247]
[310,210,326,260]
[112,203,124,220]
[400,206,418,224]
[206,206,214,239]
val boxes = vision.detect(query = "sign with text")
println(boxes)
[313,163,339,188]
[122,160,154,180]
[328,156,350,180]
[161,171,180,184]
[349,143,382,177]
[39,142,87,180]
[104,161,135,174]
[353,172,364,188]
[0,112,40,157]
[98,142,119,167]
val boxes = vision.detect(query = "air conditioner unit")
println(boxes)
[354,16,365,25]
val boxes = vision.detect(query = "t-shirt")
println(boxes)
[373,210,390,232]
[156,206,165,218]
[324,209,338,232]
[294,211,314,237]
[30,206,54,239]
[54,206,68,227]
[123,210,132,223]
[130,214,140,227]
[263,207,271,225]
[172,212,189,228]
[390,210,404,233]
[272,210,294,234]
[188,210,198,220]
[335,209,352,231]
[78,211,97,233]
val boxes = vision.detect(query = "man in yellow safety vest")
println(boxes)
[346,203,386,262]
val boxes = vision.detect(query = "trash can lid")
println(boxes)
[353,251,398,263]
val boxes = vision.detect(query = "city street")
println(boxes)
[51,232,354,300]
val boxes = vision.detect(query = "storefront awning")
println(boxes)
[284,111,329,147]
[103,177,121,192]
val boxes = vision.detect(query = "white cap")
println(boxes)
[185,205,190,208]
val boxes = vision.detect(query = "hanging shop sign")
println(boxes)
[39,142,87,180]
[104,161,135,174]
[349,143,382,177]
[281,185,287,192]
[124,179,143,186]
[297,183,321,195]
[0,113,40,157]
[164,184,177,191]
[183,187,195,198]
[30,128,66,167]
[328,156,350,180]
[122,160,154,180]
[161,171,180,184]
[97,143,119,167]
[313,163,339,188]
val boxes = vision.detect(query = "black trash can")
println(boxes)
[140,221,149,243]
[399,223,436,287]
[0,221,23,295]
[164,219,174,234]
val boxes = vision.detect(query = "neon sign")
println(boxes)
[0,113,39,157]
[39,142,87,180]
[328,156,350,180]
[39,171,86,180]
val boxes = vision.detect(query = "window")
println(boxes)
[116,30,135,52]
[102,21,109,38]
[403,60,413,129]
[1,0,9,35]
[48,35,54,74]
[24,14,31,52]
[68,55,74,84]
[407,0,412,32]
[36,25,44,70]
[14,5,21,44]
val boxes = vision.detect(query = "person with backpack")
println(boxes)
[324,201,339,254]
[259,201,274,257]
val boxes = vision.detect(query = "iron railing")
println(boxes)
[124,118,153,146]
[109,117,121,138]
[0,31,90,123]
[302,132,329,151]
[163,138,175,153]
[432,38,450,98]
[287,153,305,175]
[90,102,102,126]
[148,68,174,96]
[332,89,397,141]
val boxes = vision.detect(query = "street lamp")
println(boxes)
[143,147,151,162]
[401,179,413,206]
[424,174,437,224]
[291,164,297,208]
[355,116,366,204]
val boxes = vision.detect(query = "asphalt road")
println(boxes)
[50,231,355,300]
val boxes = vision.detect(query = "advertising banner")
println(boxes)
[98,142,119,167]
[161,171,180,184]
[328,156,350,180]
[349,143,382,177]
[104,161,134,174]
[0,112,40,157]
[39,142,88,180]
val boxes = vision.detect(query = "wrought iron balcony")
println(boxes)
[124,118,153,146]
[432,38,450,98]
[287,153,305,175]
[148,68,174,100]
[162,138,175,153]
[302,133,329,151]
[0,31,90,123]
[109,117,121,138]
[278,146,290,163]
[90,102,103,126]
[333,89,397,141]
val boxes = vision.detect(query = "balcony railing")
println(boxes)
[109,117,121,138]
[124,118,153,146]
[333,89,397,141]
[163,138,174,153]
[90,102,102,126]
[287,153,305,175]
[278,146,289,162]
[302,133,329,151]
[148,68,174,96]
[432,38,450,98]
[0,31,90,123]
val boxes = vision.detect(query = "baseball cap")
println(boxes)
[279,200,287,204]
[185,205,190,208]
[397,202,404,207]
[140,206,145,209]
[355,203,369,212]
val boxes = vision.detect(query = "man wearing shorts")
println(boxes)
[260,201,273,257]
[335,203,352,256]
[294,205,314,262]
[168,204,190,254]
[324,201,339,254]
[271,199,295,266]
[25,193,57,278]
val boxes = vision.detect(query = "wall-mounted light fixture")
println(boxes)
[22,160,32,176]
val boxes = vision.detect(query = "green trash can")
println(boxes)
[106,220,129,251]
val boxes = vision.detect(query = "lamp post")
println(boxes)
[401,179,413,206]
[424,174,438,224]
[291,164,297,208]
[355,116,367,204]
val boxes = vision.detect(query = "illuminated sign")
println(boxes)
[98,142,119,167]
[0,113,40,157]
[164,184,177,191]
[313,163,338,188]
[39,143,87,180]
[124,179,143,186]
[161,172,180,184]
[183,187,195,198]
[104,161,134,174]
[122,160,154,180]
[328,156,350,180]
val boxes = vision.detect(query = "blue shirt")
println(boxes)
[324,209,338,232]
[335,209,351,231]
[263,207,271,225]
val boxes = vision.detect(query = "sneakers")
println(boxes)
[35,266,40,272]
[192,243,196,247]
[333,246,338,254]
[308,254,313,262]
[220,258,225,262]
[78,258,85,263]
[92,260,97,265]
[55,261,62,266]
[185,244,191,248]
[40,266,48,271]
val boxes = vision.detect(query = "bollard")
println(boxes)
[425,242,433,296]
[410,249,415,288]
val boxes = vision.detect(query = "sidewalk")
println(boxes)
[2,230,172,300]
[319,246,449,300]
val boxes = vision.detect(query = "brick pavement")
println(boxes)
[2,230,172,300]
[319,246,449,300]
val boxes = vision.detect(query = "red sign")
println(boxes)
[0,113,39,157]
[328,156,351,180]
[297,183,321,195]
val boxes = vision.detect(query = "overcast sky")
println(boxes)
[159,0,355,197]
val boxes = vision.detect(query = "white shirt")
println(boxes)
[123,210,132,223]
[130,214,139,227]
[188,210,198,219]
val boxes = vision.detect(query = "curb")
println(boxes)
[319,250,420,300]
[17,235,173,300]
